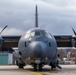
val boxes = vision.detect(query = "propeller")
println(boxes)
[0,25,8,35]
[71,26,76,35]
[71,26,76,47]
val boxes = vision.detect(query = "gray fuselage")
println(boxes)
[18,28,57,65]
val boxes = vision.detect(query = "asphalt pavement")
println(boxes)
[0,65,76,75]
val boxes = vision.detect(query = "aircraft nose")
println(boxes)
[33,43,43,57]
[29,41,47,58]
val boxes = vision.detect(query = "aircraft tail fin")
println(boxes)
[71,26,76,35]
[0,25,8,34]
[35,5,38,27]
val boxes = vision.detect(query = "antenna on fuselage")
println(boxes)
[0,25,8,35]
[35,5,38,27]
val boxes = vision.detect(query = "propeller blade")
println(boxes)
[0,25,8,34]
[71,26,76,35]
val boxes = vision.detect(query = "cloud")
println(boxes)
[36,0,76,6]
[0,27,24,35]
[0,0,76,35]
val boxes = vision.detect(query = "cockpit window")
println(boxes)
[24,30,52,38]
[30,31,40,37]
[30,32,35,37]
[30,31,45,37]
[35,31,40,36]
[24,33,30,38]
[41,31,46,36]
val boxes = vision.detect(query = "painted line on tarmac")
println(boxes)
[19,68,58,75]
[19,68,44,75]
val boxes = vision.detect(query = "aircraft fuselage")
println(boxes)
[18,28,57,65]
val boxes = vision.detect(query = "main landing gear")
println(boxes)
[51,64,56,70]
[18,64,25,68]
[16,61,25,69]
[49,61,62,70]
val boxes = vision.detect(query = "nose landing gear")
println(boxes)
[33,63,43,71]
[39,63,42,71]
[33,64,37,71]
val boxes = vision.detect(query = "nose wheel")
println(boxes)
[33,63,42,71]
[33,64,37,71]
[39,63,42,71]
[19,64,24,68]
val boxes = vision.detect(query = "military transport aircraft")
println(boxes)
[1,5,76,71]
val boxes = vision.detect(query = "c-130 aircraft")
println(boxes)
[1,5,76,71]
[16,5,62,71]
[13,5,76,71]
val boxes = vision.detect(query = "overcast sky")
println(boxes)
[0,0,76,35]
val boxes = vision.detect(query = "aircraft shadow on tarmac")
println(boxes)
[24,67,76,73]
[24,67,60,72]
[24,65,76,73]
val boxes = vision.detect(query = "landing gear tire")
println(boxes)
[39,64,42,71]
[34,64,37,71]
[51,65,56,70]
[19,64,24,68]
[16,61,18,66]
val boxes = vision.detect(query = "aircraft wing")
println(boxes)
[1,35,76,48]
[54,35,75,47]
[2,36,21,48]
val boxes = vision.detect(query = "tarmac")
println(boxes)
[0,65,76,75]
